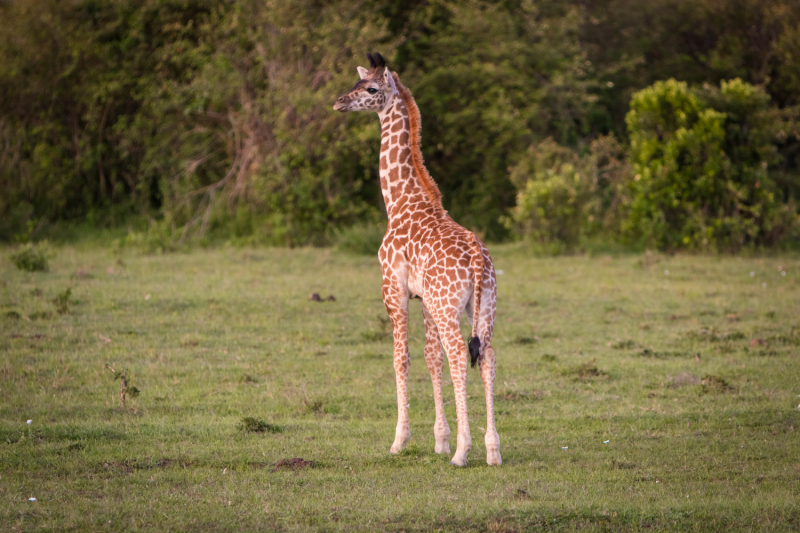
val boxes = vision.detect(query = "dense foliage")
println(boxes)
[626,79,797,251]
[1,0,799,250]
[504,135,629,252]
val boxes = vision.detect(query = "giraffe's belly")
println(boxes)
[407,266,424,299]
[382,234,426,299]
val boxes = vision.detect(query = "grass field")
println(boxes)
[1,244,799,532]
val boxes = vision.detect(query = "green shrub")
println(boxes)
[52,288,72,314]
[237,417,282,434]
[510,163,586,253]
[503,136,631,252]
[9,242,49,272]
[334,221,386,256]
[122,220,178,254]
[625,79,799,251]
[504,140,586,252]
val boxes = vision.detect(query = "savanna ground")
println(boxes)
[1,244,799,532]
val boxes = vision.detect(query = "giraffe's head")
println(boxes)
[333,52,396,113]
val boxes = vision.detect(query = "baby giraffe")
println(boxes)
[333,53,501,466]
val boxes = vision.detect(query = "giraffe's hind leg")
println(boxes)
[421,303,450,454]
[468,287,502,465]
[434,311,472,467]
[479,343,502,465]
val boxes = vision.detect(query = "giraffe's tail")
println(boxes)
[468,233,484,368]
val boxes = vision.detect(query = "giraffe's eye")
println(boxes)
[366,88,379,95]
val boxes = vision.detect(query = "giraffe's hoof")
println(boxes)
[449,451,469,467]
[434,433,451,454]
[389,438,410,454]
[486,448,502,466]
[485,432,501,465]
[389,428,411,454]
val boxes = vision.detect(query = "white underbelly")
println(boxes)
[407,268,424,298]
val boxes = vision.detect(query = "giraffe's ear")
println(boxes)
[357,66,369,79]
[383,67,396,92]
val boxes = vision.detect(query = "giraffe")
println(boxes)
[333,53,501,466]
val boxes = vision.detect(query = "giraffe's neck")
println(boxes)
[377,95,429,223]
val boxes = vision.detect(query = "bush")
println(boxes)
[237,417,282,434]
[334,221,386,256]
[121,220,179,254]
[9,242,49,272]
[509,163,586,253]
[625,79,799,251]
[503,136,631,252]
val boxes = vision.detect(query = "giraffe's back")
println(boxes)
[380,216,495,315]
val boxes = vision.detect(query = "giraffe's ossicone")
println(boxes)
[334,53,501,466]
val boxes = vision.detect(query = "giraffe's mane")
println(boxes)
[391,72,445,216]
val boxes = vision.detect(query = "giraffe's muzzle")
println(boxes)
[333,97,349,112]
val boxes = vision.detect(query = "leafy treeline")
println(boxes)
[1,0,799,250]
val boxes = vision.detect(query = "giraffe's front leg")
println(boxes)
[383,283,411,455]
[422,303,450,454]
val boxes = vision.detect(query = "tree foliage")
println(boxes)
[393,0,601,239]
[626,79,798,251]
[0,0,798,250]
[0,0,391,244]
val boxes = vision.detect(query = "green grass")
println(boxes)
[1,245,799,531]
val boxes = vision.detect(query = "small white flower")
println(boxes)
[603,440,609,443]
[762,283,767,288]
[407,403,410,407]
[782,271,786,276]
[29,497,36,502]
[27,420,32,425]
[749,272,755,277]
[664,270,669,275]
[496,270,504,276]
